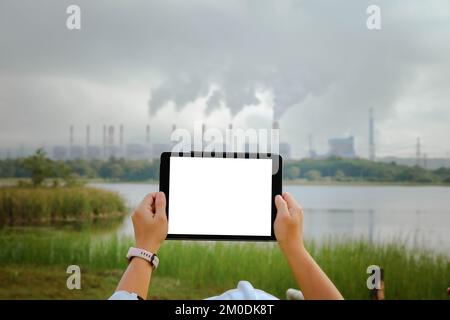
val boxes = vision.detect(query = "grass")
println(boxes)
[0,229,448,300]
[0,187,126,225]
[0,264,226,300]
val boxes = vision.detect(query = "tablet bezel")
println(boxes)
[159,151,282,241]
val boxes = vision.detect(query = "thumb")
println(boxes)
[155,192,166,216]
[275,195,289,217]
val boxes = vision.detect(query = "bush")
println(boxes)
[0,187,126,225]
[305,169,322,181]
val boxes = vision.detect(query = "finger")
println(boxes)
[150,193,157,212]
[142,192,156,207]
[155,192,166,217]
[275,195,289,217]
[282,192,301,210]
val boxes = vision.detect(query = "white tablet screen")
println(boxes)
[168,157,273,236]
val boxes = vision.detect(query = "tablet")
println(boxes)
[159,152,282,241]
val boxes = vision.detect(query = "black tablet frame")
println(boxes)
[159,151,283,241]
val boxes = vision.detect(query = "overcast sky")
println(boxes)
[0,0,449,158]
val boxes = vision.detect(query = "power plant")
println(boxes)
[52,124,158,160]
[3,104,449,170]
[33,106,436,164]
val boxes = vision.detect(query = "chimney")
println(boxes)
[416,137,421,166]
[226,123,233,153]
[102,125,106,147]
[119,124,124,149]
[201,123,206,151]
[108,125,115,146]
[102,125,107,158]
[86,125,90,148]
[69,125,74,159]
[146,125,150,144]
[308,134,315,158]
[69,125,74,146]
[271,121,280,155]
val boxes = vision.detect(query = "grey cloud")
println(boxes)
[205,89,224,115]
[0,0,449,156]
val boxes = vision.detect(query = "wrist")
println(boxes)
[127,247,159,270]
[279,239,306,257]
[135,240,160,254]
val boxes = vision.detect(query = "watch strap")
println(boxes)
[126,247,159,270]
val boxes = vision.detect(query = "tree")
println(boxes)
[334,170,346,181]
[288,166,301,180]
[23,148,53,187]
[55,161,78,187]
[305,169,322,181]
[109,164,124,179]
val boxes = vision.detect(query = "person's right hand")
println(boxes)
[274,192,304,253]
[131,192,168,254]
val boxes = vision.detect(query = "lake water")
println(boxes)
[91,183,450,253]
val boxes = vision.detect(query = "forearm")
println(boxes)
[115,258,153,299]
[282,244,343,300]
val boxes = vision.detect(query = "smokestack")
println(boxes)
[308,134,315,158]
[272,121,280,130]
[146,125,150,144]
[369,108,375,161]
[271,121,280,155]
[69,125,74,159]
[119,124,124,148]
[102,125,107,158]
[201,123,206,151]
[225,123,233,153]
[108,125,115,146]
[86,125,90,148]
[85,125,90,159]
[69,125,74,146]
[102,125,106,147]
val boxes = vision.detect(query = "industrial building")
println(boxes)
[328,136,356,159]
[47,119,293,161]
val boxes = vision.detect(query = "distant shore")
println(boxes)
[90,178,450,187]
[2,178,450,187]
[282,179,450,187]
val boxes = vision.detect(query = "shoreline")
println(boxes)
[93,179,450,187]
[2,178,450,187]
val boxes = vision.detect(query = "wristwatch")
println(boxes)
[126,247,159,270]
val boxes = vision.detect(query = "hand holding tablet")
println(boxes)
[159,152,283,241]
[117,155,343,300]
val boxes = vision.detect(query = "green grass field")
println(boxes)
[0,228,448,300]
